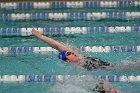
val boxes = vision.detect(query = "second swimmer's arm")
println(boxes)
[32,29,73,52]
[103,80,119,93]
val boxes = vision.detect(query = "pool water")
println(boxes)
[0,2,140,93]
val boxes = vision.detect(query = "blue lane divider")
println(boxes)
[111,46,137,52]
[0,1,139,10]
[0,46,140,54]
[0,12,140,21]
[9,47,33,54]
[0,75,140,82]
[0,26,140,36]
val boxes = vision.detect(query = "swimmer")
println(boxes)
[32,29,115,71]
[93,79,119,93]
[32,29,119,93]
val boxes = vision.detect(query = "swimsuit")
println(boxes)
[93,80,105,93]
[82,57,111,71]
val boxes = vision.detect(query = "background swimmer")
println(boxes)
[93,79,119,93]
[49,75,119,93]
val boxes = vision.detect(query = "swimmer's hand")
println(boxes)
[32,29,41,36]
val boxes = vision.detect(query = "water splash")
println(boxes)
[118,58,140,71]
[49,75,97,93]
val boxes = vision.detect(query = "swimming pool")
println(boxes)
[0,1,140,93]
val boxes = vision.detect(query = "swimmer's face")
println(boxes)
[65,51,79,62]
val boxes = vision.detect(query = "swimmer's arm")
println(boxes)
[109,89,119,93]
[32,29,74,52]
[103,80,119,93]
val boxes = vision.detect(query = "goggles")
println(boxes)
[58,50,75,61]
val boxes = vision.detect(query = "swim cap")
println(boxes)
[58,50,67,61]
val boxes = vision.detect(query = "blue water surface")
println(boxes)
[0,5,140,93]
